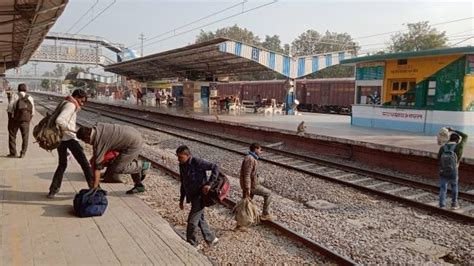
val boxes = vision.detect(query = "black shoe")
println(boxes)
[126,185,145,194]
[19,153,25,158]
[7,153,17,158]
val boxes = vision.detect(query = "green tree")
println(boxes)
[52,64,66,77]
[291,30,359,56]
[283,44,290,55]
[292,30,359,78]
[67,66,87,88]
[70,66,85,73]
[195,24,260,45]
[41,79,50,89]
[388,21,448,52]
[261,35,284,53]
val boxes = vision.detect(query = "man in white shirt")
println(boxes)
[48,89,93,198]
[7,84,35,158]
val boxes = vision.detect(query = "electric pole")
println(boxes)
[139,33,146,57]
[32,62,38,91]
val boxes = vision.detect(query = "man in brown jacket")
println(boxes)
[239,143,272,221]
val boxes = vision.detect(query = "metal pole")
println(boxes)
[32,62,38,91]
[139,33,145,57]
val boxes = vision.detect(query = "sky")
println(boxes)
[12,0,474,75]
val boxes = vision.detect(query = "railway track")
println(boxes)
[35,93,474,224]
[144,153,355,265]
[34,93,474,224]
[35,97,356,265]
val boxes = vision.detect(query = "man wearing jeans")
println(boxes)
[48,89,93,198]
[438,128,468,210]
[177,145,219,247]
[240,143,272,221]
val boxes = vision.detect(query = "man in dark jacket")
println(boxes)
[177,145,219,247]
[437,128,468,210]
[77,123,150,194]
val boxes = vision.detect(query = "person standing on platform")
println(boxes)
[155,90,161,107]
[438,127,468,210]
[136,90,143,105]
[48,89,93,198]
[239,143,273,224]
[7,84,35,158]
[176,145,219,247]
[76,122,150,194]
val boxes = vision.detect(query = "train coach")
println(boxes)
[215,78,355,114]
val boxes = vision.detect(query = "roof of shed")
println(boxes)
[341,46,474,65]
[104,38,278,81]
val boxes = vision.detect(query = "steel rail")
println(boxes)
[35,99,356,266]
[34,95,474,224]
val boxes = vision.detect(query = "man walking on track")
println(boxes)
[176,145,219,247]
[240,143,273,221]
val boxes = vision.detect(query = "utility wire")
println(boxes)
[358,34,474,54]
[66,0,100,33]
[74,0,117,34]
[357,33,474,48]
[143,0,278,49]
[128,0,248,48]
[451,36,474,46]
[353,16,474,40]
[302,18,474,49]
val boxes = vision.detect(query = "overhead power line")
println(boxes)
[66,0,100,33]
[74,0,117,34]
[143,0,278,50]
[301,18,474,49]
[451,36,474,46]
[353,16,474,40]
[128,0,249,48]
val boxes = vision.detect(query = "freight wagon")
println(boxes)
[215,78,355,114]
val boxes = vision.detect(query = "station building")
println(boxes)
[342,46,474,134]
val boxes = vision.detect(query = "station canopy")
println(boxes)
[0,0,67,72]
[104,38,283,81]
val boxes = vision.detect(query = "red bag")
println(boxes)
[90,151,120,171]
[202,173,230,207]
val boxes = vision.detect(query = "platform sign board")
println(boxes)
[352,105,426,132]
[251,47,259,61]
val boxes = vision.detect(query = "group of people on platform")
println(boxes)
[4,83,468,248]
[6,85,151,197]
[5,84,273,248]
[135,89,174,106]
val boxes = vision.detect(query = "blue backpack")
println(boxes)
[439,144,458,177]
[73,188,108,217]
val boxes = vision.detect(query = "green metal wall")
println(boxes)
[413,56,466,111]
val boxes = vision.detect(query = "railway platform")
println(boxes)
[91,98,474,163]
[0,102,211,265]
